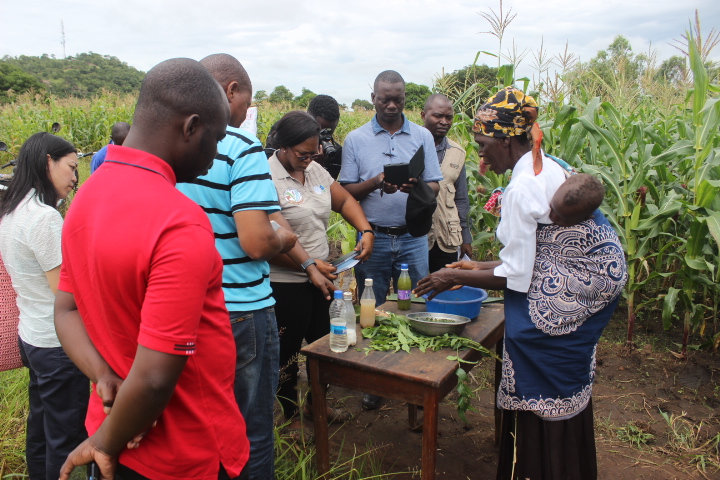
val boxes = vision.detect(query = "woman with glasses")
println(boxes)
[268,111,374,434]
[0,132,88,480]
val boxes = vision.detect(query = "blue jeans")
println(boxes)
[355,232,429,306]
[18,338,89,480]
[230,306,279,480]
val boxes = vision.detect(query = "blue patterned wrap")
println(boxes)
[497,209,627,419]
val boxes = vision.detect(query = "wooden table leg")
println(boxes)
[308,358,330,478]
[408,403,418,429]
[421,391,439,480]
[494,338,503,446]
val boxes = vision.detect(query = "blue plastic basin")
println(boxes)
[423,286,489,320]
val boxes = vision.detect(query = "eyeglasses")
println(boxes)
[290,148,323,162]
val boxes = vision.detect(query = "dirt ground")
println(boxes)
[288,315,720,479]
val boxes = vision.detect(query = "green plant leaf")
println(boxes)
[695,179,720,209]
[663,287,680,330]
[704,212,720,251]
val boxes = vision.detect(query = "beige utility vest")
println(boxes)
[428,138,466,253]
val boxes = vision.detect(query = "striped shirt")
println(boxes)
[178,126,280,312]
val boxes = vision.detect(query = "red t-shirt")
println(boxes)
[59,145,249,480]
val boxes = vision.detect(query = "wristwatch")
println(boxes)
[360,229,376,236]
[300,258,317,272]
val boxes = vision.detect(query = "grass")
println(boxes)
[0,364,404,480]
[659,410,720,474]
[0,369,28,476]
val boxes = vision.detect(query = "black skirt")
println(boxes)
[496,399,597,480]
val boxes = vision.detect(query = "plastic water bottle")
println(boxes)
[397,263,411,310]
[329,290,348,353]
[343,291,356,346]
[359,279,376,328]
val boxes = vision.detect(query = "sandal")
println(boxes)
[283,419,314,444]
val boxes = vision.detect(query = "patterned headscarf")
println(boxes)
[473,86,544,175]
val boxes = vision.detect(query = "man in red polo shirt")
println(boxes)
[55,58,249,480]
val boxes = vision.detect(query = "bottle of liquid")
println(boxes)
[329,290,348,353]
[343,291,357,346]
[359,279,376,328]
[397,263,411,310]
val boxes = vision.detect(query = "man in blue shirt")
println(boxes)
[89,122,130,173]
[177,54,296,479]
[340,70,442,409]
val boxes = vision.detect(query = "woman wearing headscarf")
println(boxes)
[414,87,627,480]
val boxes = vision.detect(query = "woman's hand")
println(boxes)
[314,259,337,280]
[307,267,335,300]
[413,268,458,300]
[445,260,499,271]
[355,232,374,261]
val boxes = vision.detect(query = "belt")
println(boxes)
[370,223,408,236]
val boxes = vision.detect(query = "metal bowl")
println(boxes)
[405,312,471,337]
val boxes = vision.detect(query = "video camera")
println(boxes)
[318,128,342,179]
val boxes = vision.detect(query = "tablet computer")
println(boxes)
[330,250,360,274]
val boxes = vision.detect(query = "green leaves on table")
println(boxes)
[361,313,498,423]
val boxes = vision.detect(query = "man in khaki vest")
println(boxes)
[421,94,473,272]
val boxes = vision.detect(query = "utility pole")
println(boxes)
[61,20,66,59]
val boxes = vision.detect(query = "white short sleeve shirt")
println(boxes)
[0,190,63,347]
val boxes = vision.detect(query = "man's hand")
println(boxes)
[382,181,399,194]
[96,372,123,416]
[413,268,458,300]
[307,268,335,300]
[398,178,418,194]
[355,233,374,262]
[59,438,116,480]
[95,371,156,449]
[460,243,473,259]
[276,227,298,254]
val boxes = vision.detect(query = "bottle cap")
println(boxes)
[334,290,343,299]
[365,278,373,286]
[400,263,408,270]
[343,291,353,300]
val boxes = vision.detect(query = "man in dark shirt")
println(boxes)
[308,94,343,178]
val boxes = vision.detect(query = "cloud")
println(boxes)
[1,0,718,106]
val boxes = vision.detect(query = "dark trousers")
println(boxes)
[428,244,459,273]
[271,281,331,419]
[18,338,89,480]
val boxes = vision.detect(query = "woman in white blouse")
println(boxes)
[0,132,88,480]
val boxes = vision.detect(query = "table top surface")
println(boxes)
[301,301,505,388]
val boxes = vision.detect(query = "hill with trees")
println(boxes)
[0,52,144,100]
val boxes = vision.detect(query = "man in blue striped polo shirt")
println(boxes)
[178,53,296,480]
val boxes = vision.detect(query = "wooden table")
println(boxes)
[301,301,505,480]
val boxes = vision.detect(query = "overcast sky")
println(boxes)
[2,0,718,106]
